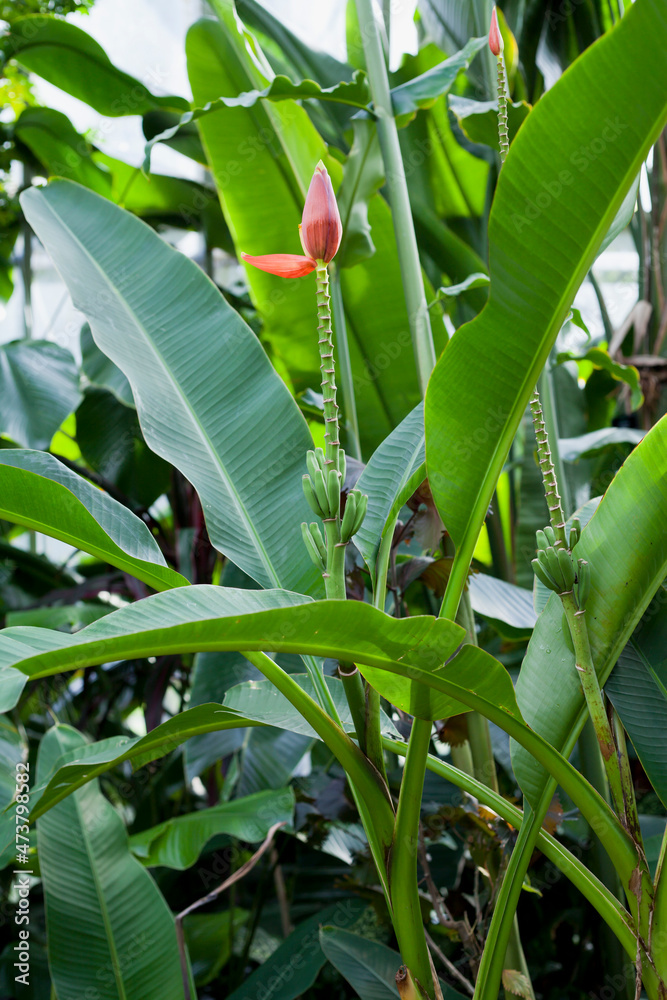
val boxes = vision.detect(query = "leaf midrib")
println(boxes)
[69,788,128,999]
[35,189,282,588]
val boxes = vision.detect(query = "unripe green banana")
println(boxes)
[536,549,555,582]
[569,517,581,549]
[544,525,556,547]
[326,467,341,516]
[314,447,326,470]
[352,492,368,534]
[340,491,358,542]
[302,475,325,517]
[301,521,325,569]
[309,522,327,562]
[306,450,320,481]
[532,557,557,591]
[576,558,591,609]
[536,529,550,552]
[311,468,330,515]
[543,545,565,590]
[557,546,575,591]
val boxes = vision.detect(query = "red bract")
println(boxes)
[489,6,503,56]
[299,162,342,263]
[241,161,341,278]
[239,253,316,278]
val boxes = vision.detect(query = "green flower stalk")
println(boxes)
[242,160,373,755]
[489,6,510,164]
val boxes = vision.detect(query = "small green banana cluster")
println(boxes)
[302,448,345,519]
[301,521,328,571]
[531,519,591,610]
[340,488,368,543]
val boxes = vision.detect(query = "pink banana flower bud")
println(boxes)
[489,6,504,57]
[241,161,342,278]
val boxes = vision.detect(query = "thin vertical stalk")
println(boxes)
[561,593,625,815]
[330,265,362,460]
[459,593,533,1000]
[354,0,436,395]
[578,720,634,999]
[473,808,545,1000]
[529,390,567,540]
[22,164,33,340]
[389,716,435,996]
[315,263,342,477]
[653,822,667,981]
[495,52,509,164]
[537,370,572,518]
[381,0,391,63]
[610,707,642,846]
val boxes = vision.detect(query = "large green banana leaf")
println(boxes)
[0,340,81,449]
[0,587,463,684]
[0,450,187,593]
[129,787,295,869]
[0,593,637,887]
[0,592,630,864]
[36,726,187,1000]
[3,15,188,116]
[425,0,667,583]
[28,704,259,820]
[20,180,321,597]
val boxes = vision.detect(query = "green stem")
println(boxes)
[578,719,634,999]
[537,370,572,519]
[578,719,626,902]
[450,741,475,777]
[354,0,436,396]
[302,653,343,722]
[610,706,643,848]
[496,54,509,164]
[381,0,391,60]
[330,265,362,460]
[22,163,33,340]
[653,824,667,982]
[561,592,625,815]
[457,594,532,1000]
[364,684,386,783]
[315,263,342,477]
[389,716,435,996]
[457,592,499,793]
[588,269,615,341]
[472,810,550,1000]
[529,390,567,540]
[486,493,513,583]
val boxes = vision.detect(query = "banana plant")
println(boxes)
[1,1,667,999]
